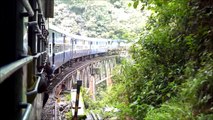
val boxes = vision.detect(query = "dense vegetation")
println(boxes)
[53,0,213,119]
[83,0,213,119]
[52,0,147,40]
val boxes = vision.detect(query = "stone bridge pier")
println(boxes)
[87,57,117,100]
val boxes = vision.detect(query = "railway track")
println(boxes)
[47,60,86,93]
[42,55,117,120]
[47,55,116,92]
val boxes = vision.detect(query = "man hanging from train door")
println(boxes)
[45,62,55,84]
[42,62,55,107]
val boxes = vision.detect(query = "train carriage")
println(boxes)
[71,34,91,59]
[48,25,66,70]
[64,34,72,63]
[0,0,54,119]
[48,25,123,73]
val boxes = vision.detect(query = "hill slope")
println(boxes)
[50,0,149,40]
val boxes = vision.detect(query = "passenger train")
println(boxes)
[0,0,127,120]
[48,25,123,72]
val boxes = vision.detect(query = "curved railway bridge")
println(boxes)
[41,55,119,120]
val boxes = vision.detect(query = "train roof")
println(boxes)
[49,24,128,42]
[49,24,70,35]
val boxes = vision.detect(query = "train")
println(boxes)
[48,24,125,72]
[0,0,128,120]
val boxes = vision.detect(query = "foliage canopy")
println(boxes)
[90,0,213,119]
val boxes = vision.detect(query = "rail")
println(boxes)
[0,51,47,83]
[27,53,48,95]
[20,0,34,17]
[36,0,45,23]
[0,56,33,84]
[20,103,32,120]
[26,76,41,95]
[33,51,46,59]
[54,55,118,88]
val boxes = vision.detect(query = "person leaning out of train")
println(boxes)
[45,62,55,83]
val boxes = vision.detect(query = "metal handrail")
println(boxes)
[0,51,47,84]
[36,0,45,22]
[36,0,43,13]
[0,56,33,84]
[33,51,46,59]
[19,103,32,120]
[20,0,34,17]
[27,52,48,95]
[26,76,41,95]
[28,21,37,26]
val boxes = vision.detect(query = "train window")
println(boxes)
[65,38,69,43]
[96,42,98,45]
[55,33,63,43]
[54,45,58,53]
[48,31,52,42]
[54,46,57,53]
[75,40,77,44]
[54,44,63,53]
[65,45,71,51]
